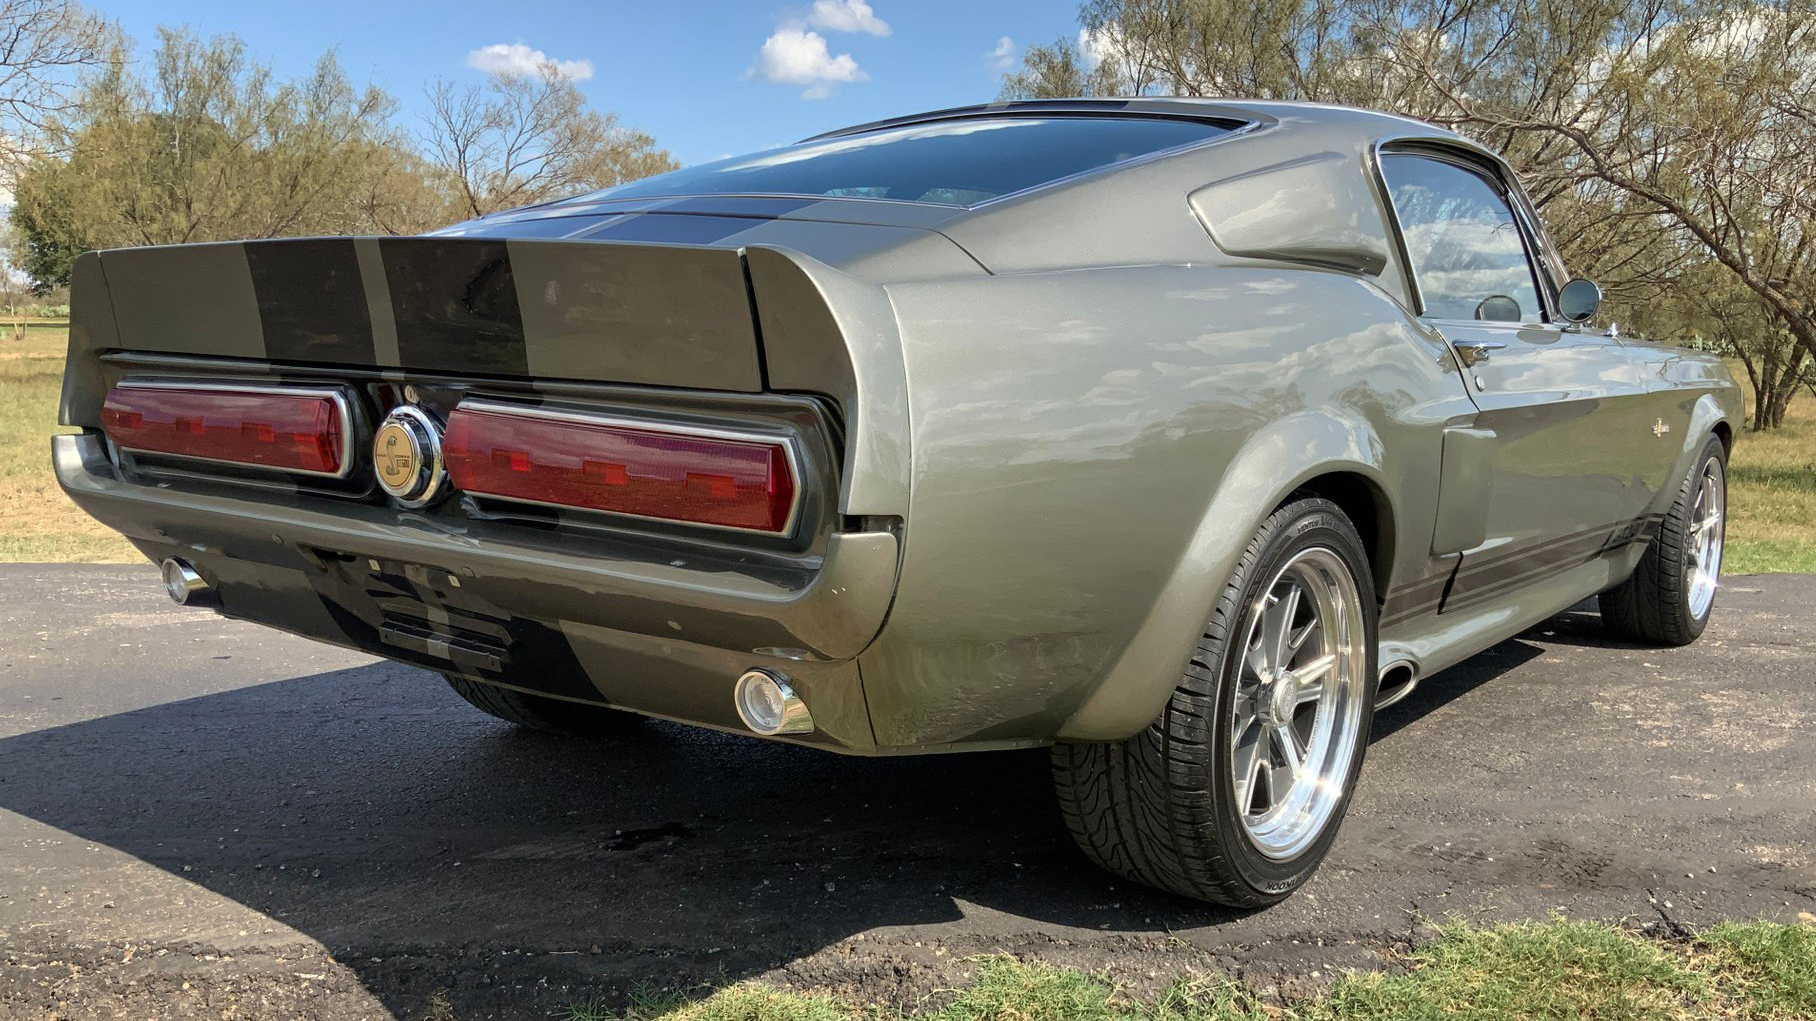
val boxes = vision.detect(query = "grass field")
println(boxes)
[1724,372,1816,573]
[0,326,1811,572]
[559,920,1814,1021]
[0,324,137,562]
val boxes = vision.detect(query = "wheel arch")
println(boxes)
[1057,410,1397,742]
[1655,394,1737,518]
[1711,417,1733,455]
[1287,469,1396,606]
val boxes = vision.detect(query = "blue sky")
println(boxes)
[92,1,1083,165]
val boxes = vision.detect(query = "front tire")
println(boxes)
[443,673,644,738]
[1053,497,1378,906]
[1600,435,1727,646]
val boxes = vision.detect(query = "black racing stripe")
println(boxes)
[1446,531,1614,612]
[1383,516,1655,625]
[1385,573,1449,605]
[1380,576,1450,626]
[1454,522,1619,579]
[380,239,527,377]
[495,618,601,703]
[580,212,766,245]
[245,239,377,365]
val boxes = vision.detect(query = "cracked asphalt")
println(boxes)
[1,564,1811,1019]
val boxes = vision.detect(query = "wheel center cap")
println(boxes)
[1260,669,1299,725]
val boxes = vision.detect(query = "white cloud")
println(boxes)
[466,42,595,81]
[751,26,866,99]
[987,35,1016,70]
[1078,25,1117,69]
[807,0,890,37]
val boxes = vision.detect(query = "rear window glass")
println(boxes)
[588,116,1231,207]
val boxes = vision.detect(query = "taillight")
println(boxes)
[444,403,800,534]
[102,384,352,477]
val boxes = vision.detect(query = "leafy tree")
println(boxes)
[8,28,680,290]
[7,28,403,288]
[1003,0,1816,427]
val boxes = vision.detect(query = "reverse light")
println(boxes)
[443,402,800,534]
[102,383,353,477]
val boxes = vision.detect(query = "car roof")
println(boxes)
[804,97,1465,147]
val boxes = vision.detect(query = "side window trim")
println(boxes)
[1371,142,1557,326]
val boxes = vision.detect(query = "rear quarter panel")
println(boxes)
[1624,339,1745,507]
[860,263,1476,748]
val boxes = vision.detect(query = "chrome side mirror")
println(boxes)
[1474,294,1522,322]
[1558,278,1602,324]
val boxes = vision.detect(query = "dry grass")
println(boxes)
[0,323,139,562]
[1723,365,1816,574]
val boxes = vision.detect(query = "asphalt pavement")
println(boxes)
[1,564,1811,1019]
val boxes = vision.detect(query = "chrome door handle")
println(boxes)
[1453,341,1507,368]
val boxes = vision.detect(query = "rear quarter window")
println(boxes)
[589,116,1232,207]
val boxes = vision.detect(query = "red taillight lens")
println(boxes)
[444,404,799,534]
[102,385,350,477]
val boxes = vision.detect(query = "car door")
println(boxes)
[1378,147,1657,613]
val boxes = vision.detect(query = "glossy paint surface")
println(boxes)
[57,98,1742,754]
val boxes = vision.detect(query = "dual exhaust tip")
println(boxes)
[160,557,218,608]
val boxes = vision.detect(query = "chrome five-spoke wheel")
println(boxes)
[1686,457,1725,621]
[1230,547,1368,861]
[1052,496,1377,906]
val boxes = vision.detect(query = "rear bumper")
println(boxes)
[54,432,898,752]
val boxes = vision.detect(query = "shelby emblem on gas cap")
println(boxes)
[373,405,446,507]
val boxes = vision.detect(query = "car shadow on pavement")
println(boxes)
[0,626,1554,1016]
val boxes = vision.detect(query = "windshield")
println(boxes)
[585,116,1232,207]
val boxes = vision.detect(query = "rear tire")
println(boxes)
[1600,435,1727,647]
[1052,497,1378,906]
[443,673,643,738]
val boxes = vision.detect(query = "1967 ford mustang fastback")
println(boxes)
[55,98,1739,905]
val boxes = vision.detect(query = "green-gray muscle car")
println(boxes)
[55,99,1740,906]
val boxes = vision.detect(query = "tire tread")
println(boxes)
[1052,497,1375,906]
[1601,436,1725,647]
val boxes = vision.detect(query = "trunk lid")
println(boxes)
[83,235,766,393]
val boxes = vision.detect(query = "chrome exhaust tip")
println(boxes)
[1375,660,1419,709]
[733,668,814,736]
[160,558,217,607]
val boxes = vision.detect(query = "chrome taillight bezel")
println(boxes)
[103,379,360,479]
[443,398,806,537]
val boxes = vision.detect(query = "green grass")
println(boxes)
[1699,921,1816,1020]
[0,323,139,562]
[1723,381,1816,574]
[553,920,1815,1021]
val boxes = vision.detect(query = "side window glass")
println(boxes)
[1381,153,1543,323]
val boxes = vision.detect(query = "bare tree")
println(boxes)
[423,64,677,219]
[0,0,113,165]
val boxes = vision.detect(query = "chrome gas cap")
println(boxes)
[373,404,446,507]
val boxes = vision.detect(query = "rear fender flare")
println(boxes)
[1654,393,1732,515]
[1057,409,1392,742]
